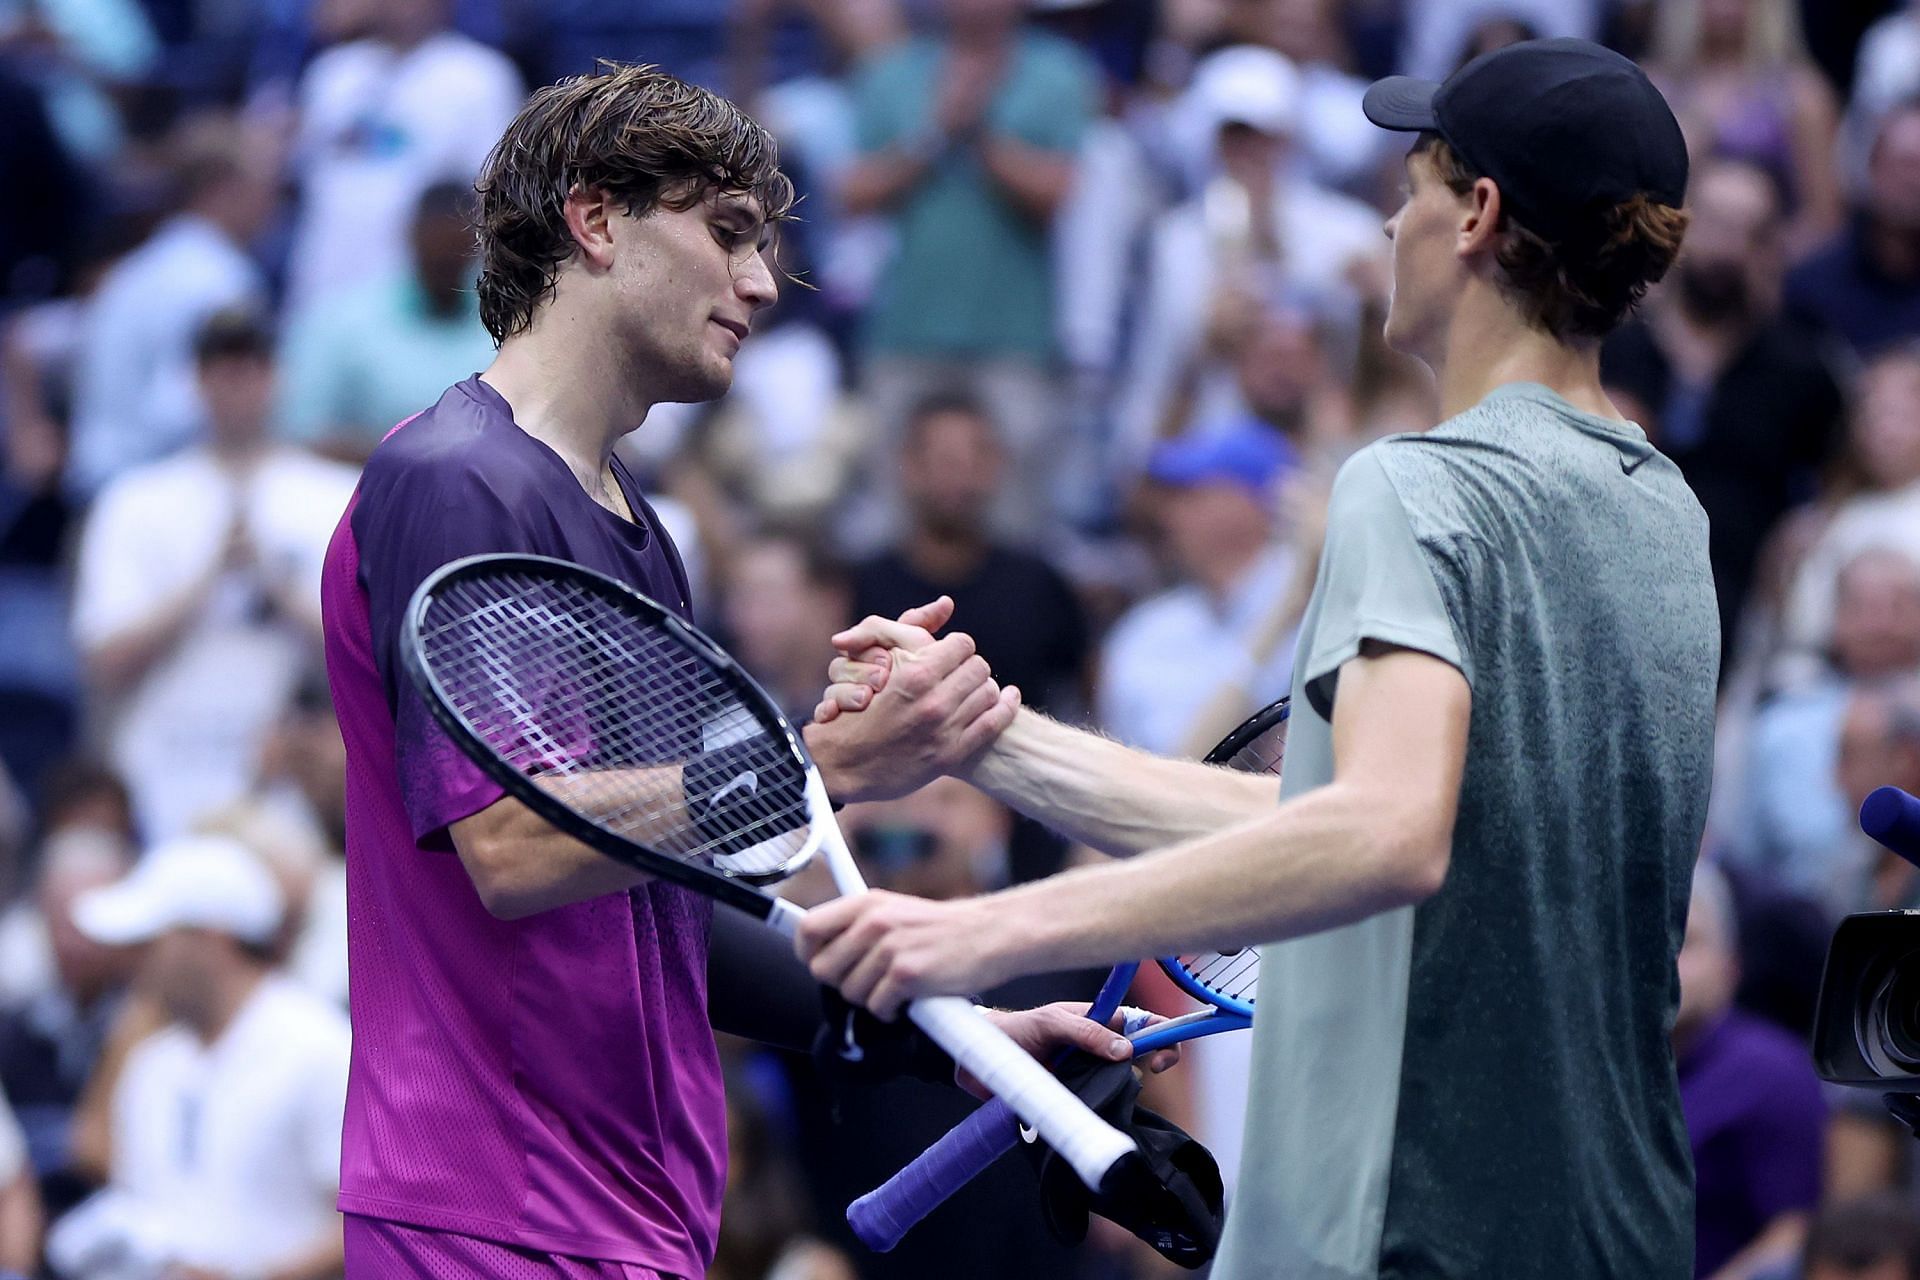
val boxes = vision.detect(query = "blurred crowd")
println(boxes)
[2,0,1920,1276]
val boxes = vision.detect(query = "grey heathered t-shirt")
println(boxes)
[1212,383,1718,1280]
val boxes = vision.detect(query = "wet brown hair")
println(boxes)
[474,62,795,344]
[1416,134,1690,344]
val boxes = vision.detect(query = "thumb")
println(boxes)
[1058,1011,1133,1062]
[897,595,954,634]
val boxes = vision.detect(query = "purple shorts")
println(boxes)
[343,1216,677,1279]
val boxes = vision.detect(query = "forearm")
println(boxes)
[0,1176,40,1275]
[977,137,1074,222]
[978,778,1441,974]
[841,148,936,215]
[708,903,822,1052]
[263,1218,344,1280]
[452,793,655,919]
[85,571,220,693]
[968,709,1276,857]
[1703,1211,1808,1280]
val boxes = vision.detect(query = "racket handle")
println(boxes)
[903,996,1135,1197]
[848,1095,1021,1250]
[850,961,1143,1250]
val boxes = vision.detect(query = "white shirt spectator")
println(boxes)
[54,977,349,1278]
[285,31,522,314]
[72,448,358,839]
[1113,178,1380,472]
[66,215,263,494]
[1096,545,1298,756]
[0,1083,23,1188]
[1780,484,1920,671]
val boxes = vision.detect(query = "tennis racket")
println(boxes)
[845,697,1289,1251]
[401,552,1138,1194]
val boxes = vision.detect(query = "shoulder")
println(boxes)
[1018,31,1100,84]
[359,385,529,505]
[88,452,211,522]
[414,32,520,85]
[855,39,934,95]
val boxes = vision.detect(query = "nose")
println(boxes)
[1383,210,1400,242]
[736,249,778,311]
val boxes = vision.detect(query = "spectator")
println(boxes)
[70,310,358,840]
[720,532,854,726]
[0,1087,39,1279]
[276,178,496,463]
[283,0,523,314]
[65,113,276,496]
[711,1059,855,1280]
[0,58,85,304]
[1603,157,1845,668]
[1787,99,1920,356]
[1650,0,1844,254]
[49,834,348,1279]
[1097,421,1298,757]
[1779,346,1920,667]
[1398,0,1600,84]
[844,0,1099,539]
[0,0,159,167]
[253,679,349,1008]
[854,394,1090,718]
[0,313,82,802]
[1116,45,1381,476]
[1835,679,1920,914]
[1677,860,1825,1280]
[1732,547,1920,912]
[1223,0,1380,194]
[1802,1193,1920,1280]
[0,826,132,1217]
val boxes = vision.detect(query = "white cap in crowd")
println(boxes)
[72,834,285,946]
[1190,45,1303,139]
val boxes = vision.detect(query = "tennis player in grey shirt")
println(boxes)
[800,38,1717,1279]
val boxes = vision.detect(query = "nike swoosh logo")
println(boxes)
[707,770,759,812]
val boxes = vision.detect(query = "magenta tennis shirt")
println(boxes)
[321,378,723,1275]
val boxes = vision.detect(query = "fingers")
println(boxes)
[1044,1007,1134,1062]
[826,653,889,688]
[883,633,979,696]
[896,595,955,633]
[950,685,1021,761]
[832,613,940,657]
[1139,1046,1181,1074]
[818,681,871,716]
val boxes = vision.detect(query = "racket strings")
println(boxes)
[1172,712,1289,1010]
[419,571,812,875]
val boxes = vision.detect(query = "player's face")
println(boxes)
[1381,148,1467,362]
[614,188,778,404]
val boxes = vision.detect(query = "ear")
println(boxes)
[1456,177,1504,259]
[561,185,618,271]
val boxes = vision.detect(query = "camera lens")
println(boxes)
[1860,952,1920,1076]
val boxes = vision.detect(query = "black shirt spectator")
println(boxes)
[853,394,1091,882]
[1787,100,1920,356]
[1602,160,1844,663]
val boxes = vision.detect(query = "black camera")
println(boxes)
[1813,788,1920,1129]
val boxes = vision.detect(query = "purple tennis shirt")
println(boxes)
[321,377,724,1275]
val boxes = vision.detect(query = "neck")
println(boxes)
[188,965,264,1046]
[905,524,989,582]
[481,303,655,479]
[1196,540,1264,604]
[1870,217,1920,279]
[1433,288,1621,421]
[208,433,270,466]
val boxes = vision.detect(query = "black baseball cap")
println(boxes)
[1363,37,1688,246]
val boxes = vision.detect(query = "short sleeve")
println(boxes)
[354,455,533,845]
[1301,448,1469,719]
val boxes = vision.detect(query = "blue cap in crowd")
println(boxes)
[1147,422,1297,495]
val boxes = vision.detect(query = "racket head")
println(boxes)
[1158,696,1290,1018]
[401,553,819,904]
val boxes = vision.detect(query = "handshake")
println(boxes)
[805,594,1023,806]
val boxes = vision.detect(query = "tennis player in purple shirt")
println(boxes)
[319,64,1142,1279]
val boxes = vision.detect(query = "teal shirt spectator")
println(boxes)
[853,33,1098,362]
[276,275,498,454]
